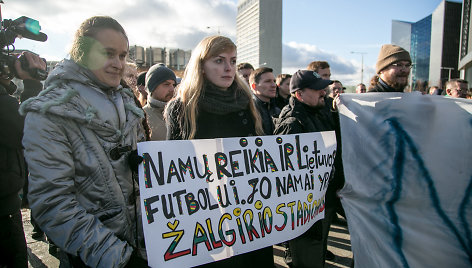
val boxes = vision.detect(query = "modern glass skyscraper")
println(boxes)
[411,15,432,88]
[392,17,431,90]
[392,0,462,89]
[236,0,282,74]
[391,20,412,52]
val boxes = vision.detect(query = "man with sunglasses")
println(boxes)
[369,44,412,92]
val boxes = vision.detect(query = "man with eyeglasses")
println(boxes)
[327,80,345,98]
[369,44,411,92]
[445,78,468,98]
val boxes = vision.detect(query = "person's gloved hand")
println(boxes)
[128,149,143,173]
[125,250,149,268]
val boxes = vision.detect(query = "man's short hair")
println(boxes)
[357,83,366,87]
[445,78,468,89]
[331,80,342,85]
[249,67,273,85]
[306,61,330,72]
[237,62,254,71]
[276,73,291,86]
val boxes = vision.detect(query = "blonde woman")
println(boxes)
[164,36,273,267]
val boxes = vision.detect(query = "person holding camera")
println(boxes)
[20,16,148,267]
[0,51,46,268]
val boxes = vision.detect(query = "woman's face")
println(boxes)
[86,28,128,87]
[202,49,237,89]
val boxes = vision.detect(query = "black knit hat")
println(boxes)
[137,71,146,86]
[145,64,176,93]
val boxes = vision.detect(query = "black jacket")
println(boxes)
[166,99,257,140]
[253,95,280,135]
[274,96,335,134]
[274,90,289,111]
[274,96,344,211]
[0,84,26,216]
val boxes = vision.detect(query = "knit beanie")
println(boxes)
[145,64,177,93]
[375,44,411,74]
[137,71,147,87]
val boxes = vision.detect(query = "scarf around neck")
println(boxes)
[148,97,167,108]
[199,81,250,115]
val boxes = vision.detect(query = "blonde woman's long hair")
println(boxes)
[166,35,263,139]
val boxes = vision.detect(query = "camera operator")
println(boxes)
[0,51,46,268]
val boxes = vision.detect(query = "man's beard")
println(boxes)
[384,74,409,91]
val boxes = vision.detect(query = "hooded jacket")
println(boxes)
[20,59,146,267]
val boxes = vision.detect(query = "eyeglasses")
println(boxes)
[391,63,413,70]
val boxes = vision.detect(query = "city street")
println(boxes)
[23,209,353,268]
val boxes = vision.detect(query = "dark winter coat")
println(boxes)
[166,100,257,140]
[253,95,280,135]
[274,90,289,111]
[274,96,345,213]
[0,84,26,216]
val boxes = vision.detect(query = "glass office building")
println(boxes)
[392,17,432,90]
[392,0,462,89]
[410,15,432,88]
[430,0,462,87]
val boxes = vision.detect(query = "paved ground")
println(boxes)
[23,209,352,267]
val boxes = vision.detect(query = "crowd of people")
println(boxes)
[1,14,470,268]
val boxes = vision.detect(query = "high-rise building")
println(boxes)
[391,0,462,89]
[410,15,432,88]
[391,20,412,52]
[429,0,462,87]
[236,0,282,75]
[458,0,472,82]
[129,45,191,70]
[392,17,431,90]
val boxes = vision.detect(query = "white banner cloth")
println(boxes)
[138,132,336,267]
[337,93,472,268]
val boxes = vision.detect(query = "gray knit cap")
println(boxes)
[375,44,411,74]
[145,64,177,93]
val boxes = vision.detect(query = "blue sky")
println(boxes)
[7,0,461,85]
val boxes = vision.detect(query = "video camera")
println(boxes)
[0,3,48,80]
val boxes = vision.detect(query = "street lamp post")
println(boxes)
[351,51,367,84]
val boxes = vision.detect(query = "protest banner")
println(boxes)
[137,132,336,267]
[337,93,472,267]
